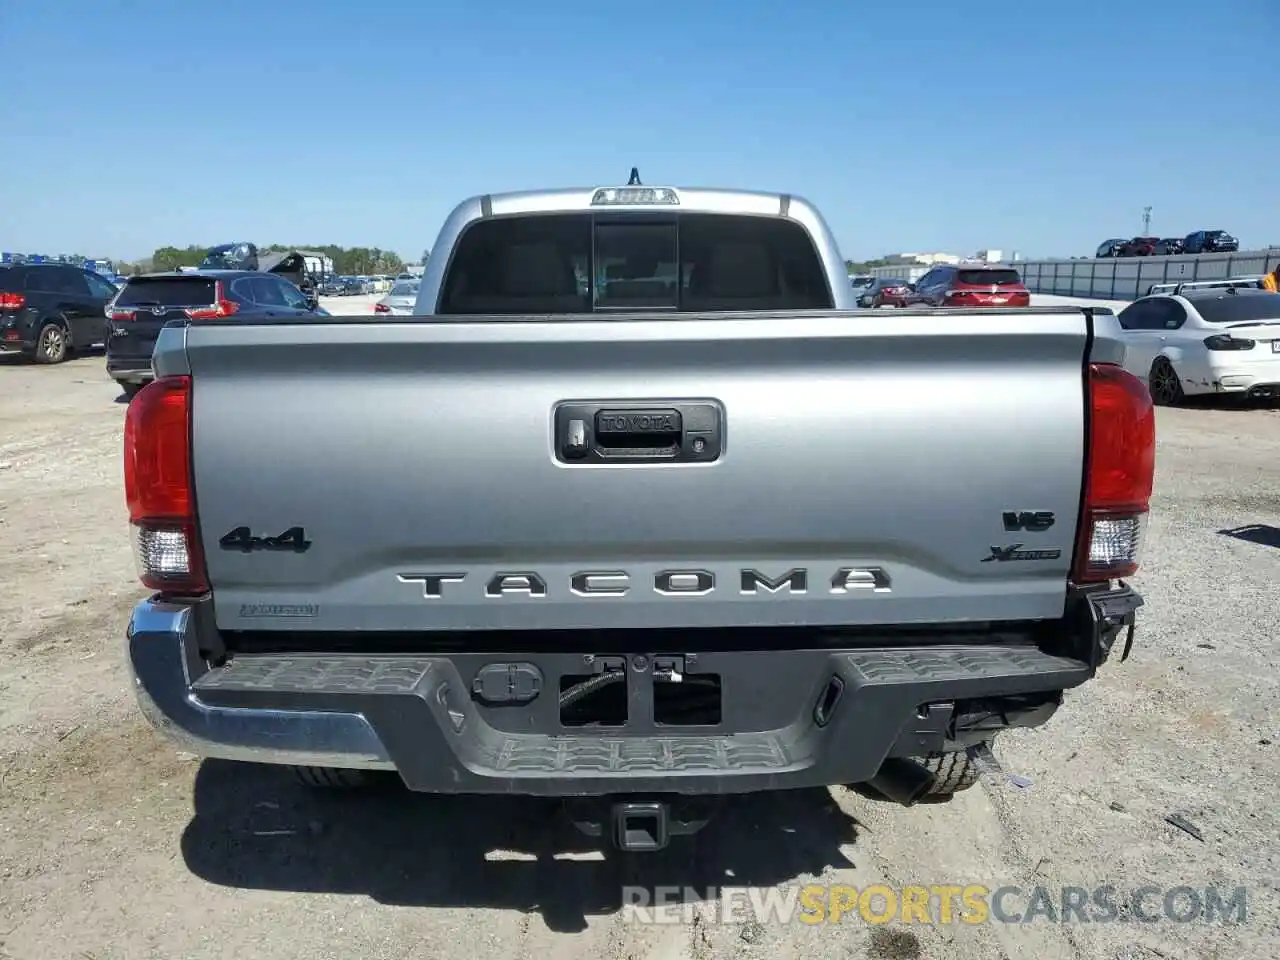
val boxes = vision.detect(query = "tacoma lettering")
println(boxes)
[740,568,807,594]
[830,567,893,593]
[397,573,466,598]
[397,567,891,598]
[653,570,715,595]
[486,572,548,597]
[571,571,629,596]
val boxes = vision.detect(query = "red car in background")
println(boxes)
[1119,236,1159,257]
[856,277,914,307]
[906,264,1032,308]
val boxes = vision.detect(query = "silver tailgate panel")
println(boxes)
[183,311,1090,632]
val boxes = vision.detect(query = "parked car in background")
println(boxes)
[907,265,1031,308]
[374,280,420,315]
[323,277,359,296]
[106,270,326,398]
[1119,237,1159,257]
[1096,239,1128,258]
[1153,238,1185,256]
[1116,287,1280,405]
[1146,277,1270,296]
[0,262,118,363]
[856,277,913,308]
[200,242,260,270]
[1184,230,1239,254]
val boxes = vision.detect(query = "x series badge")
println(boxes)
[982,544,1062,562]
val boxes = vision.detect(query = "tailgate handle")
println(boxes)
[595,409,682,453]
[555,401,723,465]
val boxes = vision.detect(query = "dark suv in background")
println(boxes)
[0,263,118,363]
[1184,230,1239,254]
[106,270,325,397]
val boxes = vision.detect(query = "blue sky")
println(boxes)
[1,0,1276,263]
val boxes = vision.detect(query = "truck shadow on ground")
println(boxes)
[1218,523,1280,549]
[181,760,862,933]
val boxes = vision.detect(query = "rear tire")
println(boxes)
[914,745,986,800]
[34,322,69,364]
[120,382,144,400]
[1149,357,1184,406]
[290,766,376,789]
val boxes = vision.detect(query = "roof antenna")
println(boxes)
[628,167,641,186]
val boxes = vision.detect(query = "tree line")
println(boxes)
[119,244,417,277]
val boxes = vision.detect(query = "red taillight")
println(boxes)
[109,308,136,321]
[1073,363,1155,583]
[1203,334,1255,351]
[0,292,25,311]
[374,302,391,313]
[184,281,239,320]
[123,376,208,595]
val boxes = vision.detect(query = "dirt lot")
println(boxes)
[1,323,1277,960]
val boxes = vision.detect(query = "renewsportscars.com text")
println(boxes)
[621,884,1249,926]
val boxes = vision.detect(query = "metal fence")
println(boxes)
[1016,248,1280,301]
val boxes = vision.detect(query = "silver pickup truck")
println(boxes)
[124,177,1155,851]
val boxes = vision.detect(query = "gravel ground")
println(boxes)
[0,296,1277,960]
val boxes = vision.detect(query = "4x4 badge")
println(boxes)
[982,544,1062,563]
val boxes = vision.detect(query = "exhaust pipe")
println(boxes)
[865,757,936,807]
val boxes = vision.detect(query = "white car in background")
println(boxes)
[373,280,420,316]
[1117,288,1280,404]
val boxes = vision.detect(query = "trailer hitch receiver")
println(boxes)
[613,801,669,852]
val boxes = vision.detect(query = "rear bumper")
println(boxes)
[106,355,154,383]
[128,601,393,770]
[0,315,36,352]
[1205,356,1280,396]
[126,587,1141,794]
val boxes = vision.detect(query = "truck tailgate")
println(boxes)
[183,310,1091,632]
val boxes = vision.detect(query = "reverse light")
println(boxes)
[1203,334,1255,351]
[1073,363,1156,582]
[184,281,239,319]
[123,376,208,595]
